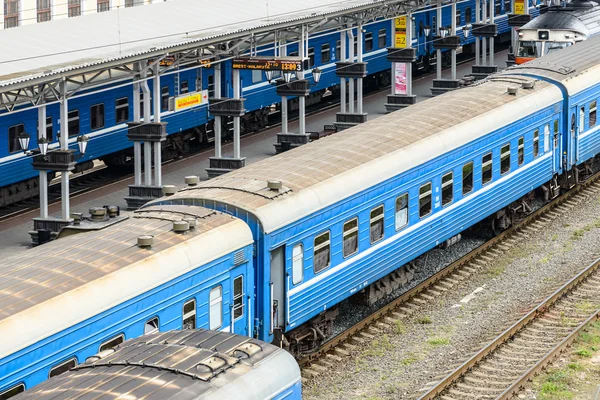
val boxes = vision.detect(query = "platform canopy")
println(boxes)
[0,0,430,112]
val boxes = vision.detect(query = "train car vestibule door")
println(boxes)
[270,246,285,334]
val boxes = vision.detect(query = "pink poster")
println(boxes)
[395,63,407,95]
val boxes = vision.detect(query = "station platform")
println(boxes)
[0,52,508,258]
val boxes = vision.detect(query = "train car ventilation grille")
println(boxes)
[234,250,246,265]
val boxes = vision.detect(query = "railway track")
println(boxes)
[299,172,600,383]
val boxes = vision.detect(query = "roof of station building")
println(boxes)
[0,205,252,359]
[0,0,397,88]
[151,74,561,233]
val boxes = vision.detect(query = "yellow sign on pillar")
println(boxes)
[514,0,525,14]
[394,16,407,48]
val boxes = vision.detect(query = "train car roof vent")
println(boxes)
[173,220,190,233]
[162,185,177,196]
[267,180,283,192]
[185,175,199,187]
[522,81,535,90]
[507,87,519,96]
[183,217,197,229]
[137,235,154,248]
[89,207,108,221]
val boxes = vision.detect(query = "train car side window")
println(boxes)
[313,231,331,273]
[233,276,244,320]
[365,32,373,52]
[370,205,385,243]
[90,103,105,130]
[465,7,472,23]
[335,40,341,60]
[68,110,80,137]
[37,117,53,143]
[209,286,223,330]
[8,124,24,154]
[500,144,510,175]
[580,106,585,131]
[504,0,510,12]
[321,43,331,63]
[419,182,432,217]
[590,101,597,127]
[308,47,315,67]
[544,124,550,152]
[180,81,189,94]
[442,172,453,206]
[182,299,196,329]
[455,10,461,26]
[99,334,124,352]
[518,137,525,166]
[343,218,359,257]
[292,244,304,284]
[115,98,129,123]
[553,120,559,148]
[0,383,25,399]
[251,70,262,84]
[462,162,474,195]
[378,29,386,48]
[161,86,170,111]
[533,130,539,158]
[482,153,493,185]
[395,193,408,230]
[144,317,159,335]
[49,357,77,378]
[495,0,501,16]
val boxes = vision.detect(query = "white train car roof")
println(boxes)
[0,206,253,360]
[506,34,600,93]
[520,1,600,37]
[152,76,562,233]
[13,330,301,400]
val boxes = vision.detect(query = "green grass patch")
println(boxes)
[427,337,450,346]
[393,320,406,335]
[417,315,432,325]
[574,347,593,357]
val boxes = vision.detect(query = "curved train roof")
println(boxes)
[520,1,600,36]
[505,34,600,92]
[14,330,301,399]
[152,76,561,233]
[0,206,253,359]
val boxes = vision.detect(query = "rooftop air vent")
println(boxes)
[267,180,282,192]
[173,220,190,233]
[89,207,107,221]
[507,87,519,96]
[522,81,535,89]
[105,205,120,218]
[163,185,177,196]
[71,212,83,225]
[138,235,154,248]
[184,217,197,229]
[185,176,199,187]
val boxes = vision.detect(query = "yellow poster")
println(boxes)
[395,16,406,30]
[394,16,407,48]
[514,0,525,14]
[175,91,207,111]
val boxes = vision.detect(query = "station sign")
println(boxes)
[174,90,208,111]
[232,57,309,72]
[394,16,407,48]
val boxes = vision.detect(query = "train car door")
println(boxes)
[229,266,248,336]
[269,246,285,336]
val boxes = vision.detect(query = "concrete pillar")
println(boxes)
[133,63,142,185]
[144,142,152,186]
[390,19,395,97]
[233,67,241,159]
[436,3,442,80]
[153,64,162,187]
[451,1,457,80]
[59,80,70,220]
[340,30,347,114]
[489,0,495,65]
[406,15,413,96]
[279,40,288,135]
[38,106,48,220]
[475,0,480,64]
[482,0,487,65]
[348,27,355,114]
[298,25,306,136]
[357,24,363,114]
[214,61,222,158]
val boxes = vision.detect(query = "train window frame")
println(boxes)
[251,69,262,84]
[590,101,597,127]
[209,286,223,330]
[580,106,585,131]
[144,317,159,335]
[378,29,386,48]
[8,123,25,154]
[554,120,559,148]
[99,334,124,352]
[38,116,53,143]
[161,86,170,111]
[419,182,433,218]
[455,10,461,26]
[518,136,525,166]
[292,243,304,284]
[395,193,409,230]
[365,32,374,52]
[442,172,453,207]
[462,161,474,195]
[182,298,196,329]
[308,47,315,68]
[115,97,129,123]
[313,231,331,274]
[533,129,539,158]
[49,357,77,378]
[68,109,80,137]
[482,152,493,185]
[233,275,244,320]
[495,0,501,16]
[180,81,189,94]
[342,217,359,258]
[544,124,550,152]
[0,383,25,399]
[335,41,341,61]
[500,143,510,175]
[321,43,331,63]
[504,0,510,12]
[465,7,472,23]
[369,205,385,244]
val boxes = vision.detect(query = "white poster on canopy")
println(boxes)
[395,63,407,95]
